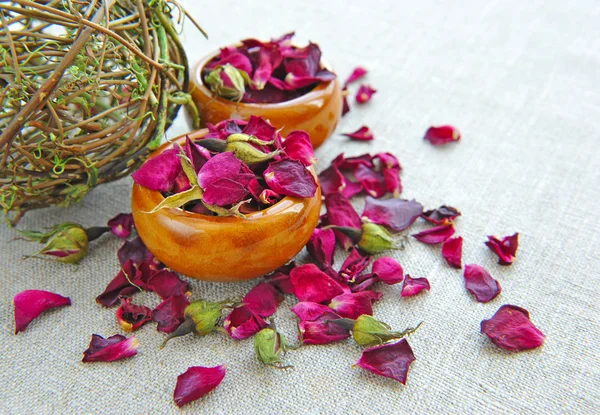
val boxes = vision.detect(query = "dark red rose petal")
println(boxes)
[481,305,545,351]
[152,295,190,333]
[342,92,350,116]
[355,339,416,384]
[371,257,404,285]
[343,66,368,88]
[306,228,336,270]
[328,291,382,319]
[485,233,519,265]
[318,164,346,195]
[14,290,71,333]
[339,248,371,283]
[116,298,152,332]
[424,125,461,146]
[291,302,350,345]
[96,260,142,307]
[463,264,501,303]
[243,282,283,318]
[325,192,363,250]
[197,152,252,190]
[355,85,376,104]
[82,334,139,362]
[264,262,296,294]
[362,197,423,232]
[290,264,346,303]
[185,136,211,172]
[421,205,461,225]
[442,236,463,269]
[202,177,250,207]
[146,269,189,300]
[107,213,134,239]
[224,305,267,340]
[335,153,375,170]
[343,126,374,142]
[174,365,226,408]
[132,148,182,192]
[281,130,315,166]
[206,50,253,75]
[264,159,317,198]
[117,237,155,268]
[355,164,386,198]
[412,224,455,244]
[401,275,430,297]
[241,115,278,142]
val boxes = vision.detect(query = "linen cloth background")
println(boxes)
[1,0,599,414]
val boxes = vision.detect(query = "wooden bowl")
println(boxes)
[189,49,343,149]
[131,130,322,282]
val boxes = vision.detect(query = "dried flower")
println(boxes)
[355,85,376,103]
[339,248,372,283]
[290,264,346,303]
[401,275,430,297]
[421,205,461,225]
[355,164,386,197]
[485,233,519,265]
[132,147,182,192]
[442,236,463,269]
[343,66,368,88]
[291,302,350,345]
[22,223,89,264]
[348,315,420,347]
[328,291,382,319]
[355,339,416,384]
[281,130,316,166]
[306,228,336,270]
[147,269,189,300]
[324,192,363,250]
[264,159,318,198]
[107,213,134,239]
[358,222,396,254]
[464,264,501,303]
[371,257,404,285]
[82,334,139,362]
[412,224,455,244]
[224,305,267,340]
[424,125,461,146]
[343,126,374,141]
[116,298,152,332]
[362,197,423,232]
[152,295,190,333]
[174,365,226,407]
[481,305,545,351]
[243,282,283,318]
[13,290,71,334]
[254,327,291,368]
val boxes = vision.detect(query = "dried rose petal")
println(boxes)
[343,126,374,142]
[117,237,155,268]
[283,42,321,77]
[241,115,278,142]
[206,119,244,140]
[197,152,252,190]
[355,164,386,198]
[362,197,423,232]
[202,177,250,207]
[14,290,71,333]
[291,302,350,345]
[342,92,350,116]
[284,70,336,89]
[224,305,267,340]
[251,47,283,90]
[152,295,190,333]
[258,189,281,205]
[371,257,404,285]
[282,130,315,166]
[264,159,317,198]
[185,136,211,172]
[82,334,139,362]
[306,228,336,270]
[107,213,134,239]
[318,164,346,195]
[401,275,430,297]
[442,237,463,269]
[375,153,403,196]
[207,50,253,75]
[421,205,461,225]
[146,269,188,300]
[290,264,346,303]
[424,125,461,146]
[325,192,362,250]
[412,224,455,244]
[355,85,376,104]
[335,153,375,170]
[174,365,226,408]
[265,262,296,294]
[485,233,519,265]
[116,298,152,332]
[339,248,371,283]
[96,260,143,307]
[481,305,545,351]
[243,282,283,318]
[132,148,182,192]
[328,291,382,319]
[343,66,368,88]
[355,339,416,384]
[463,264,501,303]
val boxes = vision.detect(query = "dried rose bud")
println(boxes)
[161,299,230,348]
[205,64,249,101]
[345,314,421,347]
[174,365,226,407]
[40,224,89,264]
[358,222,396,254]
[254,327,291,368]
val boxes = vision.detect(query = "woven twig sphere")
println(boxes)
[0,0,197,224]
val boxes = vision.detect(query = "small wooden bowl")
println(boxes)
[131,129,322,282]
[189,49,343,149]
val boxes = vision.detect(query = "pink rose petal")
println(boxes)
[343,126,374,142]
[324,192,362,250]
[290,264,346,303]
[243,282,283,318]
[224,305,267,340]
[355,164,386,198]
[355,339,416,384]
[464,264,501,303]
[282,130,315,166]
[146,269,189,300]
[481,305,545,351]
[401,275,430,297]
[328,291,382,319]
[371,257,404,285]
[116,298,152,332]
[362,197,423,232]
[339,248,372,283]
[264,262,296,294]
[291,302,350,345]
[132,148,182,192]
[82,334,139,362]
[318,164,346,195]
[343,66,368,88]
[107,213,134,239]
[412,224,455,244]
[306,228,336,270]
[421,205,461,225]
[174,365,226,408]
[241,115,278,142]
[424,125,461,146]
[152,295,190,333]
[202,177,250,207]
[264,159,317,198]
[14,290,71,333]
[442,237,463,269]
[355,85,376,104]
[485,233,519,265]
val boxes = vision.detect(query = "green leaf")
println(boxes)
[145,186,203,214]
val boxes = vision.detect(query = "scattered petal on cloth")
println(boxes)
[485,233,519,265]
[96,260,143,307]
[174,365,226,408]
[421,205,461,225]
[318,164,346,195]
[343,66,368,88]
[290,264,346,303]
[223,305,267,340]
[354,164,386,197]
[152,295,190,333]
[343,126,374,141]
[362,197,423,232]
[107,213,134,239]
[243,282,283,318]
[82,334,139,362]
[371,257,404,285]
[442,236,463,269]
[325,192,363,250]
[146,269,189,300]
[306,228,336,270]
[355,85,376,103]
[291,302,350,345]
[401,275,430,297]
[424,125,461,146]
[328,291,382,319]
[481,305,545,351]
[355,339,416,384]
[117,237,156,268]
[339,248,371,283]
[14,290,71,333]
[264,262,296,294]
[116,298,152,332]
[412,224,455,244]
[464,264,501,303]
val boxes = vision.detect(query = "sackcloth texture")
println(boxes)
[1,0,599,414]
